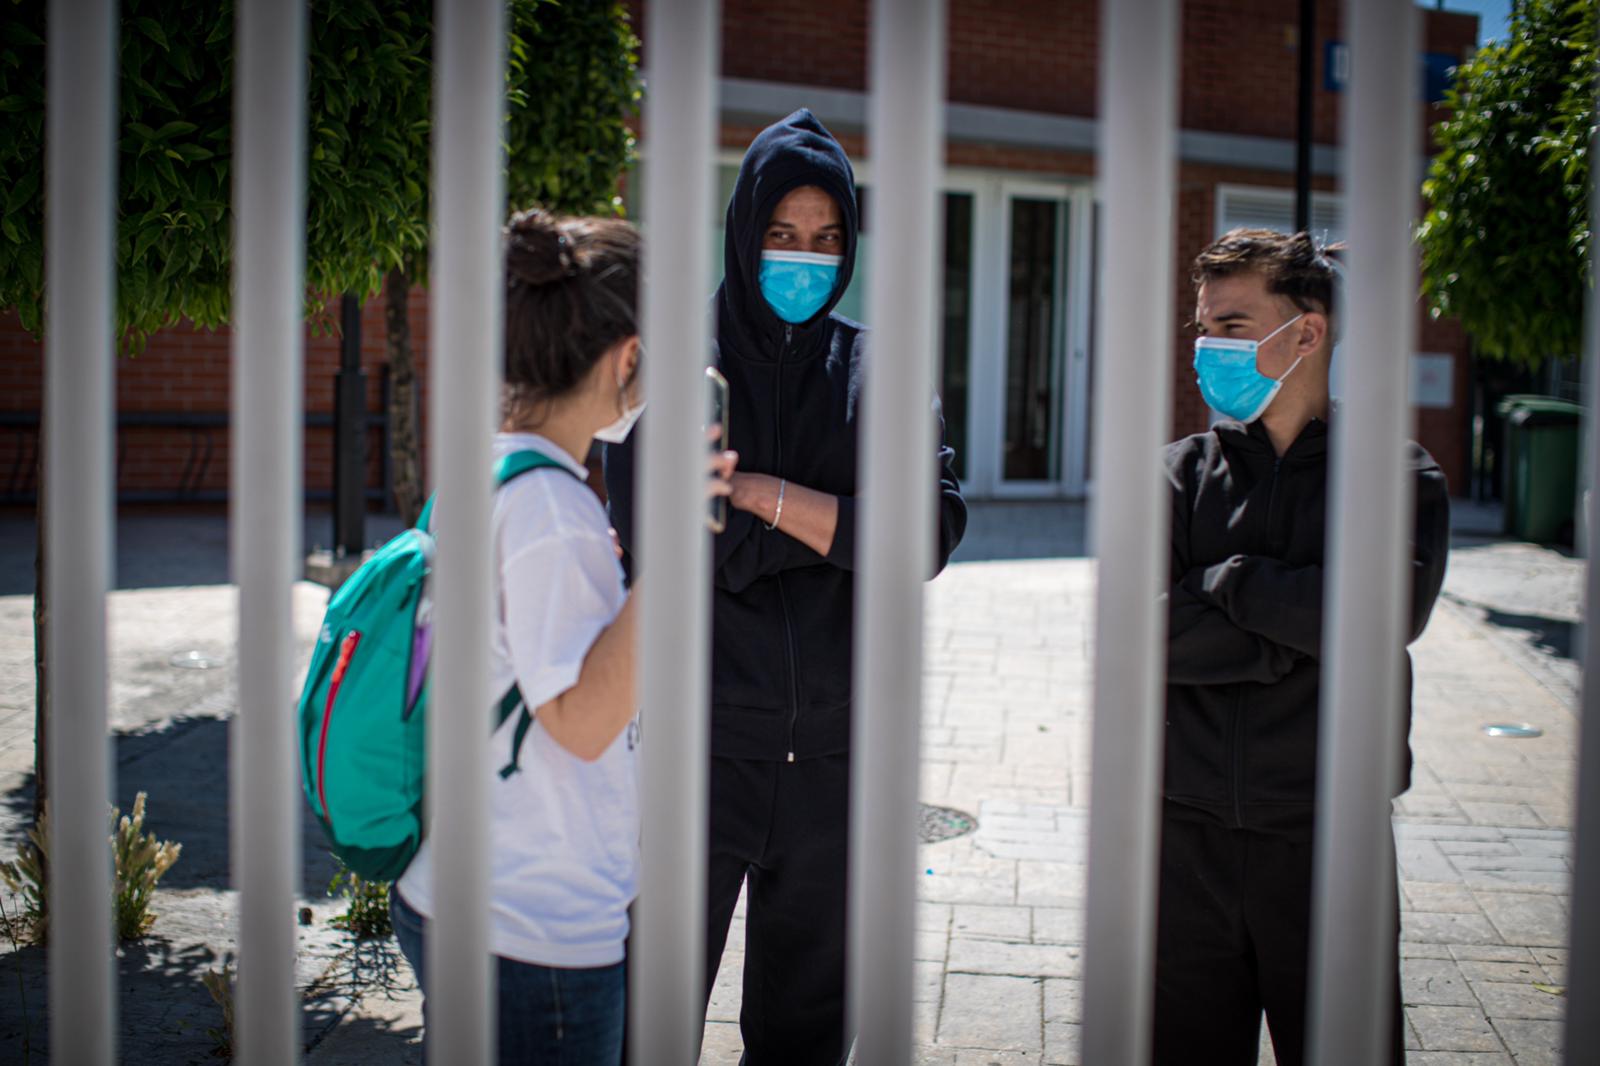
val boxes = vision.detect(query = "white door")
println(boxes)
[972,182,1093,498]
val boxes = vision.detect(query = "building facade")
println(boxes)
[0,0,1479,509]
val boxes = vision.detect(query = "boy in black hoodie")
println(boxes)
[605,110,967,1063]
[1159,229,1450,1065]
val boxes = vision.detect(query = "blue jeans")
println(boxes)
[391,888,625,1065]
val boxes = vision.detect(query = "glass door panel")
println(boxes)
[1003,198,1064,482]
[942,193,974,480]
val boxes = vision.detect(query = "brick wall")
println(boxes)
[632,0,1476,146]
[0,280,433,504]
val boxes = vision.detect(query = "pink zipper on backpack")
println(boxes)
[316,631,363,825]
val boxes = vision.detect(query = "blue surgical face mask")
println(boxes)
[1193,313,1305,423]
[759,250,841,324]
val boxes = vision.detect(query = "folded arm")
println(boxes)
[1165,445,1300,686]
[712,396,968,593]
[1186,463,1452,656]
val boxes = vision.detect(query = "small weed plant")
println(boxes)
[202,955,235,1059]
[0,792,182,943]
[111,793,182,939]
[328,864,392,940]
[0,815,47,943]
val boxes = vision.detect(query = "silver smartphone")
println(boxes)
[706,366,729,533]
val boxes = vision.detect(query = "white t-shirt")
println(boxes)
[397,433,639,968]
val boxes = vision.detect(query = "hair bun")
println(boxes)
[505,210,580,287]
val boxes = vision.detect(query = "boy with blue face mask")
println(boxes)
[603,109,968,1064]
[1157,229,1450,1066]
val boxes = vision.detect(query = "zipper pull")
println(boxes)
[783,324,793,356]
[786,751,795,763]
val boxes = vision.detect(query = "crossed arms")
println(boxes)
[1165,458,1450,687]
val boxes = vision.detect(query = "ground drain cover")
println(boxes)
[1483,723,1543,738]
[919,804,977,844]
[169,650,222,670]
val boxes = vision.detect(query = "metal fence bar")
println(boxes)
[426,0,507,1061]
[629,0,720,1060]
[846,0,947,1061]
[44,0,118,1061]
[1306,2,1419,1063]
[230,2,307,1063]
[1566,61,1600,1062]
[1079,0,1180,1062]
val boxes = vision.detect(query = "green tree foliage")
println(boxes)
[0,0,639,349]
[0,0,638,815]
[1419,0,1597,367]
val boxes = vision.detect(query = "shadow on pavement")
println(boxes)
[0,935,235,1065]
[0,716,342,897]
[949,500,1088,563]
[0,714,423,1064]
[0,510,408,596]
[302,937,423,1064]
[0,930,420,1065]
[1481,605,1575,661]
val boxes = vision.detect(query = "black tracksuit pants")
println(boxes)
[702,753,851,1066]
[1152,810,1405,1066]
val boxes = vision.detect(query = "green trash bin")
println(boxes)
[1495,394,1548,534]
[1502,398,1583,544]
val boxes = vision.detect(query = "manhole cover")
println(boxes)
[919,804,977,844]
[1483,723,1543,738]
[169,650,222,670]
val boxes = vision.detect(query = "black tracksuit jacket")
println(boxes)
[1164,414,1450,835]
[604,108,969,761]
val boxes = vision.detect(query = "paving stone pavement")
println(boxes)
[0,504,1581,1064]
[706,539,1579,1064]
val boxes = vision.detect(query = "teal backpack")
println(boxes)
[297,449,577,882]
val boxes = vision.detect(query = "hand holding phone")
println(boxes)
[706,367,732,532]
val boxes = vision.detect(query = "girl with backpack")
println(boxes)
[391,208,736,1064]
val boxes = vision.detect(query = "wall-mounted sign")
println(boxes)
[1412,352,1456,409]
[1323,42,1461,103]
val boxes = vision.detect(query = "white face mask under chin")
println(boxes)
[592,369,645,445]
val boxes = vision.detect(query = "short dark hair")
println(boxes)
[502,208,640,418]
[1191,228,1344,319]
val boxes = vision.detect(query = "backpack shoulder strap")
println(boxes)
[496,684,536,779]
[496,449,581,488]
[415,449,576,533]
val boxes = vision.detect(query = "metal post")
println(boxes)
[1565,52,1600,1060]
[1294,0,1317,234]
[1306,3,1419,1064]
[231,2,306,1063]
[847,0,946,1061]
[427,1,506,1062]
[230,2,307,1056]
[629,1,719,1061]
[45,1,117,1061]
[334,294,367,556]
[1080,1,1180,1063]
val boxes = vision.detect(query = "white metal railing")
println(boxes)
[45,1,117,1063]
[1568,53,1600,1060]
[1080,1,1179,1063]
[847,0,947,1061]
[630,0,721,1061]
[1307,3,1419,1063]
[231,3,307,1062]
[424,0,507,1061]
[47,1,1583,1063]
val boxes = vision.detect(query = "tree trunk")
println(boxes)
[32,432,47,825]
[385,267,424,528]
